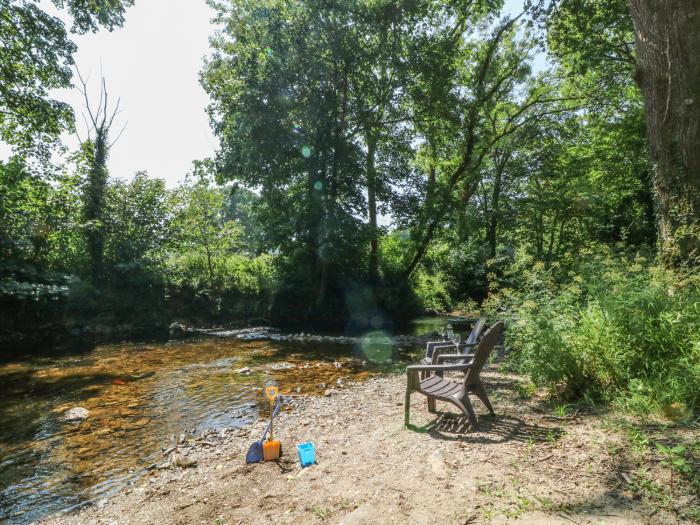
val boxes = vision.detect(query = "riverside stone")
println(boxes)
[63,407,89,422]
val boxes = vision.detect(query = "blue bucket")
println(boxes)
[296,442,315,467]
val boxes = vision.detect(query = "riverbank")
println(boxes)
[42,366,699,525]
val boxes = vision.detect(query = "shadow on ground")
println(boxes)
[408,412,564,444]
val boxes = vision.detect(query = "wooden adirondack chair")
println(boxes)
[405,321,503,430]
[421,317,487,370]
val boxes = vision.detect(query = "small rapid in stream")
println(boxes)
[0,318,463,524]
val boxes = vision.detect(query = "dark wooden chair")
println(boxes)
[421,317,487,368]
[405,321,503,430]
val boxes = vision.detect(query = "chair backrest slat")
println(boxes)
[464,317,487,347]
[463,321,503,386]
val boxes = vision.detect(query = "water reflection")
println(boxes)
[0,337,385,524]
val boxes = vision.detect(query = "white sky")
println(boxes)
[1,0,530,188]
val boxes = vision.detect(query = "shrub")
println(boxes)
[414,269,454,313]
[165,250,278,320]
[486,246,700,414]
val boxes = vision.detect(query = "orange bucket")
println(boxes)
[263,439,281,461]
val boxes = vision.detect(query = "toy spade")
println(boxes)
[262,386,281,461]
[245,388,283,463]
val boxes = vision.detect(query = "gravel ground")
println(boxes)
[42,366,699,525]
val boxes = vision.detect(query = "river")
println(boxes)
[0,318,462,524]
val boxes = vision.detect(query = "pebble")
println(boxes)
[428,450,448,478]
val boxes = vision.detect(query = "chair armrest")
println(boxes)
[435,353,475,363]
[431,343,477,362]
[406,362,473,373]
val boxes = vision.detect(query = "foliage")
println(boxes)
[201,0,552,319]
[0,156,78,298]
[486,247,700,413]
[0,155,279,336]
[171,172,244,283]
[104,172,173,267]
[413,269,453,313]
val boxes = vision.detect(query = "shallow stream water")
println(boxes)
[0,317,462,524]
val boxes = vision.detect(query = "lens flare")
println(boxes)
[358,330,393,363]
[301,146,312,158]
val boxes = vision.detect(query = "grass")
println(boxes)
[552,404,570,417]
[626,426,650,457]
[311,506,331,520]
[516,381,537,399]
[599,416,700,522]
[475,478,534,521]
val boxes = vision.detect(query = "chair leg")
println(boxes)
[404,386,411,427]
[473,383,495,415]
[452,396,479,430]
[427,396,436,413]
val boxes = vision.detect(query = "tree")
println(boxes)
[542,0,655,247]
[203,1,524,302]
[173,170,243,286]
[400,16,563,279]
[546,0,636,91]
[104,172,173,267]
[203,0,371,316]
[0,0,134,153]
[478,146,513,259]
[629,0,700,265]
[75,73,123,281]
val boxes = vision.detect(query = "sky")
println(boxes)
[1,0,530,188]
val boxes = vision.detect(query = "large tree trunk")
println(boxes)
[629,0,700,265]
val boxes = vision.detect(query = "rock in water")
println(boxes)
[267,361,295,370]
[64,407,90,422]
[168,322,193,336]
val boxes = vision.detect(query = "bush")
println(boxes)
[414,269,454,313]
[486,246,700,415]
[165,251,278,321]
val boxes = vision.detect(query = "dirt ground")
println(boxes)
[43,366,699,525]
